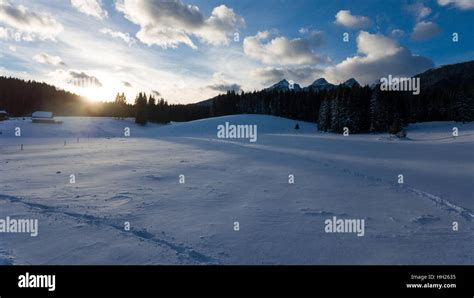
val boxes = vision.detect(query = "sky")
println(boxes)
[0,0,473,104]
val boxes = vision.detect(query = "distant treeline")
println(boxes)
[0,77,86,116]
[207,61,474,133]
[1,60,473,133]
[0,77,209,122]
[134,77,473,133]
[131,92,209,125]
[205,82,473,134]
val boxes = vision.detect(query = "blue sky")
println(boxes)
[0,0,473,103]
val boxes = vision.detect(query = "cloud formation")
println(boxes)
[33,53,66,67]
[324,31,434,85]
[207,82,242,93]
[243,31,327,66]
[49,69,103,88]
[411,21,441,40]
[334,10,371,29]
[71,0,108,19]
[0,27,9,39]
[390,29,405,38]
[68,70,102,87]
[115,0,244,49]
[122,81,132,87]
[405,2,432,20]
[298,27,309,34]
[437,0,474,10]
[0,0,63,40]
[100,28,136,46]
[206,72,242,93]
[252,66,324,85]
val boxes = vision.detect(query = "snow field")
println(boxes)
[0,115,473,264]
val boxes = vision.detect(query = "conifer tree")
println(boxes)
[135,92,148,125]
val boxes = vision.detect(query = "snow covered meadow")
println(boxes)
[0,115,472,265]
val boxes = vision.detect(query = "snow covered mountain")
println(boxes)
[303,78,335,91]
[265,77,359,93]
[342,78,360,87]
[369,79,381,89]
[265,79,302,92]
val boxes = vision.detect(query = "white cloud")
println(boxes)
[199,5,245,45]
[299,27,309,34]
[334,10,371,29]
[33,53,66,66]
[115,0,244,49]
[405,2,432,20]
[437,0,474,10]
[243,31,327,66]
[0,0,63,41]
[206,72,242,93]
[357,31,401,58]
[0,26,34,41]
[46,26,208,103]
[0,27,9,39]
[71,0,108,19]
[136,25,198,49]
[324,31,434,85]
[391,29,405,38]
[411,21,441,40]
[100,28,136,46]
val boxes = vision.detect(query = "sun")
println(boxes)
[63,79,125,103]
[81,86,115,103]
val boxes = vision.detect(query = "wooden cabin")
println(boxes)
[32,111,56,123]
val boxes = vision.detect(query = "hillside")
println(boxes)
[415,60,474,89]
[0,77,86,116]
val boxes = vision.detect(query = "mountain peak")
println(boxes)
[303,78,335,91]
[310,78,329,85]
[266,79,302,92]
[343,78,359,87]
[369,79,381,89]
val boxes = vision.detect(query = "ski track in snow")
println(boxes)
[407,188,474,221]
[0,194,218,264]
[336,166,474,222]
[188,136,474,222]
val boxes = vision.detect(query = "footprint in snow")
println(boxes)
[300,208,348,217]
[411,215,440,225]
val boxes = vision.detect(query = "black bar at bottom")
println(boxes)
[0,265,472,297]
